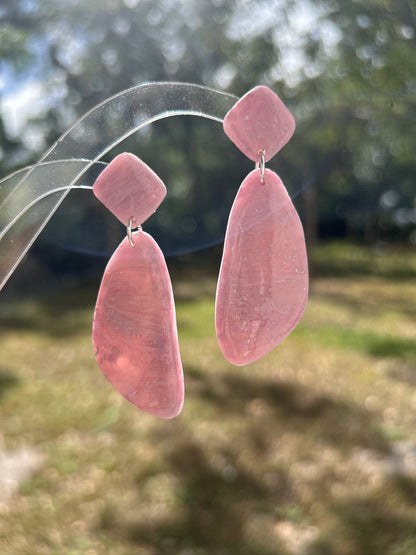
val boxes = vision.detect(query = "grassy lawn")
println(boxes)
[0,243,415,555]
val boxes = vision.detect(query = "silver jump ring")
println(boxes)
[258,149,265,183]
[127,217,135,247]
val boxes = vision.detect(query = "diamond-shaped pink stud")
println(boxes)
[93,152,166,227]
[223,86,295,163]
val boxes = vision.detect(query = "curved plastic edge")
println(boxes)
[0,82,238,290]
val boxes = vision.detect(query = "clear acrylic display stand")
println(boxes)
[0,82,237,290]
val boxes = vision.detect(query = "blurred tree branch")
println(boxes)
[0,0,415,246]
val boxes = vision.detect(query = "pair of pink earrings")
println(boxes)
[92,86,308,419]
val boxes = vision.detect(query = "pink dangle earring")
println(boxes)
[215,86,309,365]
[92,153,184,418]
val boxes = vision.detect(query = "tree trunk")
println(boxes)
[302,182,318,249]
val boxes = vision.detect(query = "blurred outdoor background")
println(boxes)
[0,0,415,553]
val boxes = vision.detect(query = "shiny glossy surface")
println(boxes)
[92,231,184,418]
[223,86,295,162]
[93,152,166,226]
[216,169,308,365]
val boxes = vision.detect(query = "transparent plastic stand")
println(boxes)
[0,82,237,291]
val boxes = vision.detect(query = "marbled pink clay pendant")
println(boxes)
[91,86,308,419]
[92,153,184,419]
[216,86,309,365]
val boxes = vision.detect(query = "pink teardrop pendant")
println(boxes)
[215,169,308,366]
[92,231,184,419]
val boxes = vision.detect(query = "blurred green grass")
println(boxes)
[0,242,415,555]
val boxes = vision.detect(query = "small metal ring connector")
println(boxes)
[127,218,135,247]
[258,149,266,183]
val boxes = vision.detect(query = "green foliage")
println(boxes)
[0,23,29,65]
[0,0,414,245]
[0,244,416,553]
